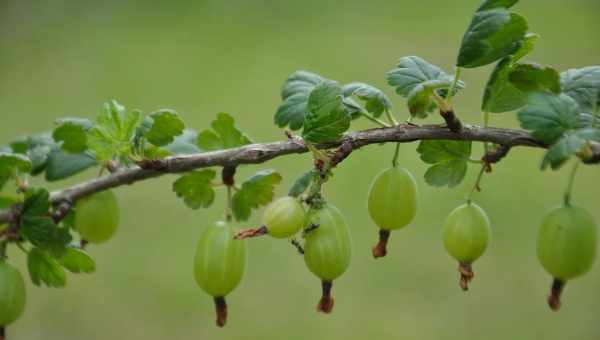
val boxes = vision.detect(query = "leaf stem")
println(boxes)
[384,109,399,126]
[446,67,462,106]
[360,110,390,128]
[563,160,580,206]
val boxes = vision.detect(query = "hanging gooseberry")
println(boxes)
[442,202,491,291]
[367,167,418,258]
[537,204,597,311]
[194,220,247,327]
[303,203,352,313]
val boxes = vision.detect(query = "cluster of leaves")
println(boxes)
[17,188,94,287]
[274,71,392,143]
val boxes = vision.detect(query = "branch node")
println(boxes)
[440,109,462,132]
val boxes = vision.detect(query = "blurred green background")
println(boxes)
[1,0,599,339]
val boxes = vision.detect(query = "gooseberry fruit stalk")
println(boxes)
[194,221,246,327]
[537,204,597,311]
[303,203,351,313]
[442,202,491,291]
[367,167,418,258]
[234,196,306,240]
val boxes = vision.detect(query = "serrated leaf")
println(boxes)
[481,33,539,113]
[275,71,324,130]
[232,170,282,221]
[517,92,585,144]
[59,247,96,274]
[52,118,93,153]
[173,170,217,209]
[143,110,185,146]
[509,63,561,94]
[560,66,600,113]
[22,187,50,217]
[27,247,66,288]
[0,152,32,181]
[387,56,464,118]
[45,149,96,181]
[342,82,392,117]
[197,113,252,151]
[541,129,600,170]
[87,100,143,162]
[302,81,351,143]
[163,129,200,155]
[417,140,472,188]
[457,1,528,68]
[288,170,316,197]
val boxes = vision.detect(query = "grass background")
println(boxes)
[1,0,599,339]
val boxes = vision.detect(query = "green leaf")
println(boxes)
[27,247,66,288]
[417,140,472,187]
[20,188,72,256]
[509,63,561,94]
[560,66,600,112]
[387,56,463,117]
[172,170,217,209]
[457,1,528,68]
[45,149,96,181]
[481,33,539,113]
[477,0,519,11]
[163,129,200,155]
[197,113,252,151]
[288,170,316,197]
[59,247,96,274]
[342,82,392,117]
[52,118,93,153]
[87,100,143,161]
[0,152,32,181]
[302,81,351,143]
[541,128,600,170]
[274,71,324,130]
[232,170,282,221]
[517,92,584,144]
[143,110,185,146]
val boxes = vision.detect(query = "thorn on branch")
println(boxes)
[439,109,462,132]
[51,200,73,223]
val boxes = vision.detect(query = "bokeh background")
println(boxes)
[1,0,599,339]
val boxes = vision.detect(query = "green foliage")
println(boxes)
[341,82,392,117]
[288,170,316,197]
[275,71,323,130]
[509,63,560,94]
[59,247,96,274]
[141,110,185,147]
[0,152,32,189]
[518,92,584,144]
[27,247,66,288]
[481,33,540,113]
[87,100,143,162]
[417,140,472,187]
[386,56,464,118]
[541,129,600,170]
[52,118,93,153]
[302,81,351,143]
[457,0,528,68]
[560,66,600,112]
[172,170,217,209]
[232,170,282,221]
[44,149,96,181]
[197,113,252,151]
